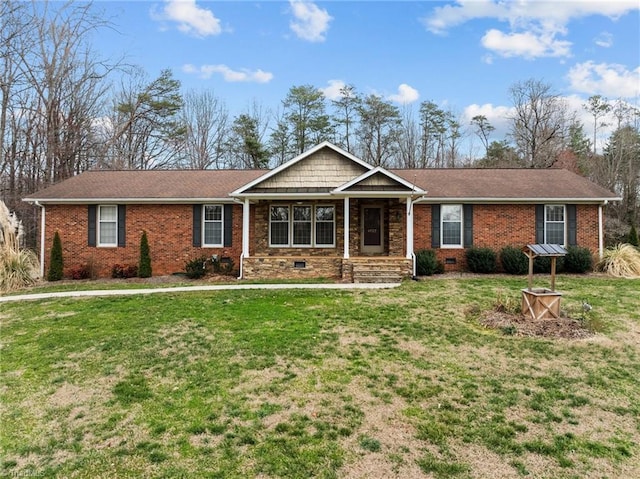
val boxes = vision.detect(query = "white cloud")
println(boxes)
[424,0,638,34]
[320,80,347,100]
[594,31,614,48]
[153,0,222,37]
[387,84,420,104]
[567,61,640,98]
[481,28,571,59]
[182,64,273,83]
[463,103,514,137]
[422,0,638,59]
[289,1,332,42]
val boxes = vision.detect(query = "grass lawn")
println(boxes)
[1,276,639,478]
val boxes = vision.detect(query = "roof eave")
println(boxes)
[414,197,621,204]
[23,197,236,204]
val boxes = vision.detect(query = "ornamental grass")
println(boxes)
[0,201,40,293]
[597,243,640,278]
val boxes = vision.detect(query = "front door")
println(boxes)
[361,206,384,254]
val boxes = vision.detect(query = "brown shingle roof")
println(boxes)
[390,168,618,201]
[24,167,618,203]
[24,170,265,202]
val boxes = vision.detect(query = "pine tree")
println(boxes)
[47,231,63,281]
[138,231,152,278]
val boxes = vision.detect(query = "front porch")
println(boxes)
[241,255,412,283]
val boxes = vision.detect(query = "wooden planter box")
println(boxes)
[521,288,562,320]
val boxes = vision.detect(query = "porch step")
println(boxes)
[351,261,407,283]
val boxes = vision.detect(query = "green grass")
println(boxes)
[1,276,639,478]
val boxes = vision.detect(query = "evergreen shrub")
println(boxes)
[138,231,152,278]
[47,231,64,281]
[563,246,592,273]
[500,246,528,275]
[415,249,443,276]
[465,247,497,274]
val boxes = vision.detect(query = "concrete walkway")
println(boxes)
[0,282,401,303]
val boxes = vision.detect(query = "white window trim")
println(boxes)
[544,204,566,246]
[269,205,290,247]
[315,204,336,248]
[292,205,313,248]
[269,204,336,248]
[441,204,464,249]
[202,204,224,248]
[98,205,118,247]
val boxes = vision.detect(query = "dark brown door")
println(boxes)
[362,206,383,253]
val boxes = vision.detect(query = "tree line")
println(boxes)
[2,1,638,249]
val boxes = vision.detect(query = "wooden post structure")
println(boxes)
[521,244,567,320]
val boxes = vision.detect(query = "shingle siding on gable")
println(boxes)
[254,149,368,190]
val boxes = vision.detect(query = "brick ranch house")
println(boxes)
[24,141,619,282]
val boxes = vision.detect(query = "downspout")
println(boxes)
[235,197,251,280]
[408,195,426,278]
[35,201,45,278]
[598,201,606,260]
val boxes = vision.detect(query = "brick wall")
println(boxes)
[413,203,601,271]
[43,203,243,278]
[42,201,602,278]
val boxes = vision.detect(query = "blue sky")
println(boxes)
[94,0,639,150]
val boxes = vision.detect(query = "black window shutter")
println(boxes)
[193,205,202,247]
[223,204,233,247]
[88,205,97,246]
[463,204,473,248]
[535,204,545,244]
[567,204,577,246]
[117,205,126,247]
[431,205,441,248]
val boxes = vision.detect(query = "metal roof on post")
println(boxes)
[524,244,568,257]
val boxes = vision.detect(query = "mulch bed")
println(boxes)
[480,309,594,339]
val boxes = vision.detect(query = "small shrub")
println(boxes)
[597,244,640,278]
[111,264,138,279]
[67,264,92,280]
[533,255,564,274]
[500,246,528,275]
[629,224,639,247]
[466,247,497,274]
[415,249,443,276]
[47,231,64,281]
[185,256,208,279]
[212,256,235,275]
[138,231,152,278]
[564,246,593,274]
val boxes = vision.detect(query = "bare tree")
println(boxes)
[508,79,569,168]
[179,89,228,169]
[396,107,421,168]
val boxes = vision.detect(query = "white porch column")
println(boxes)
[242,198,250,257]
[406,197,413,259]
[343,197,350,259]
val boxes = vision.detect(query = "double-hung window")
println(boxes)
[270,204,335,247]
[441,204,463,248]
[293,206,312,246]
[203,205,223,247]
[315,206,335,247]
[545,205,565,245]
[270,206,290,246]
[98,205,117,247]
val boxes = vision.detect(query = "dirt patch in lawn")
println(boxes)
[479,310,594,339]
